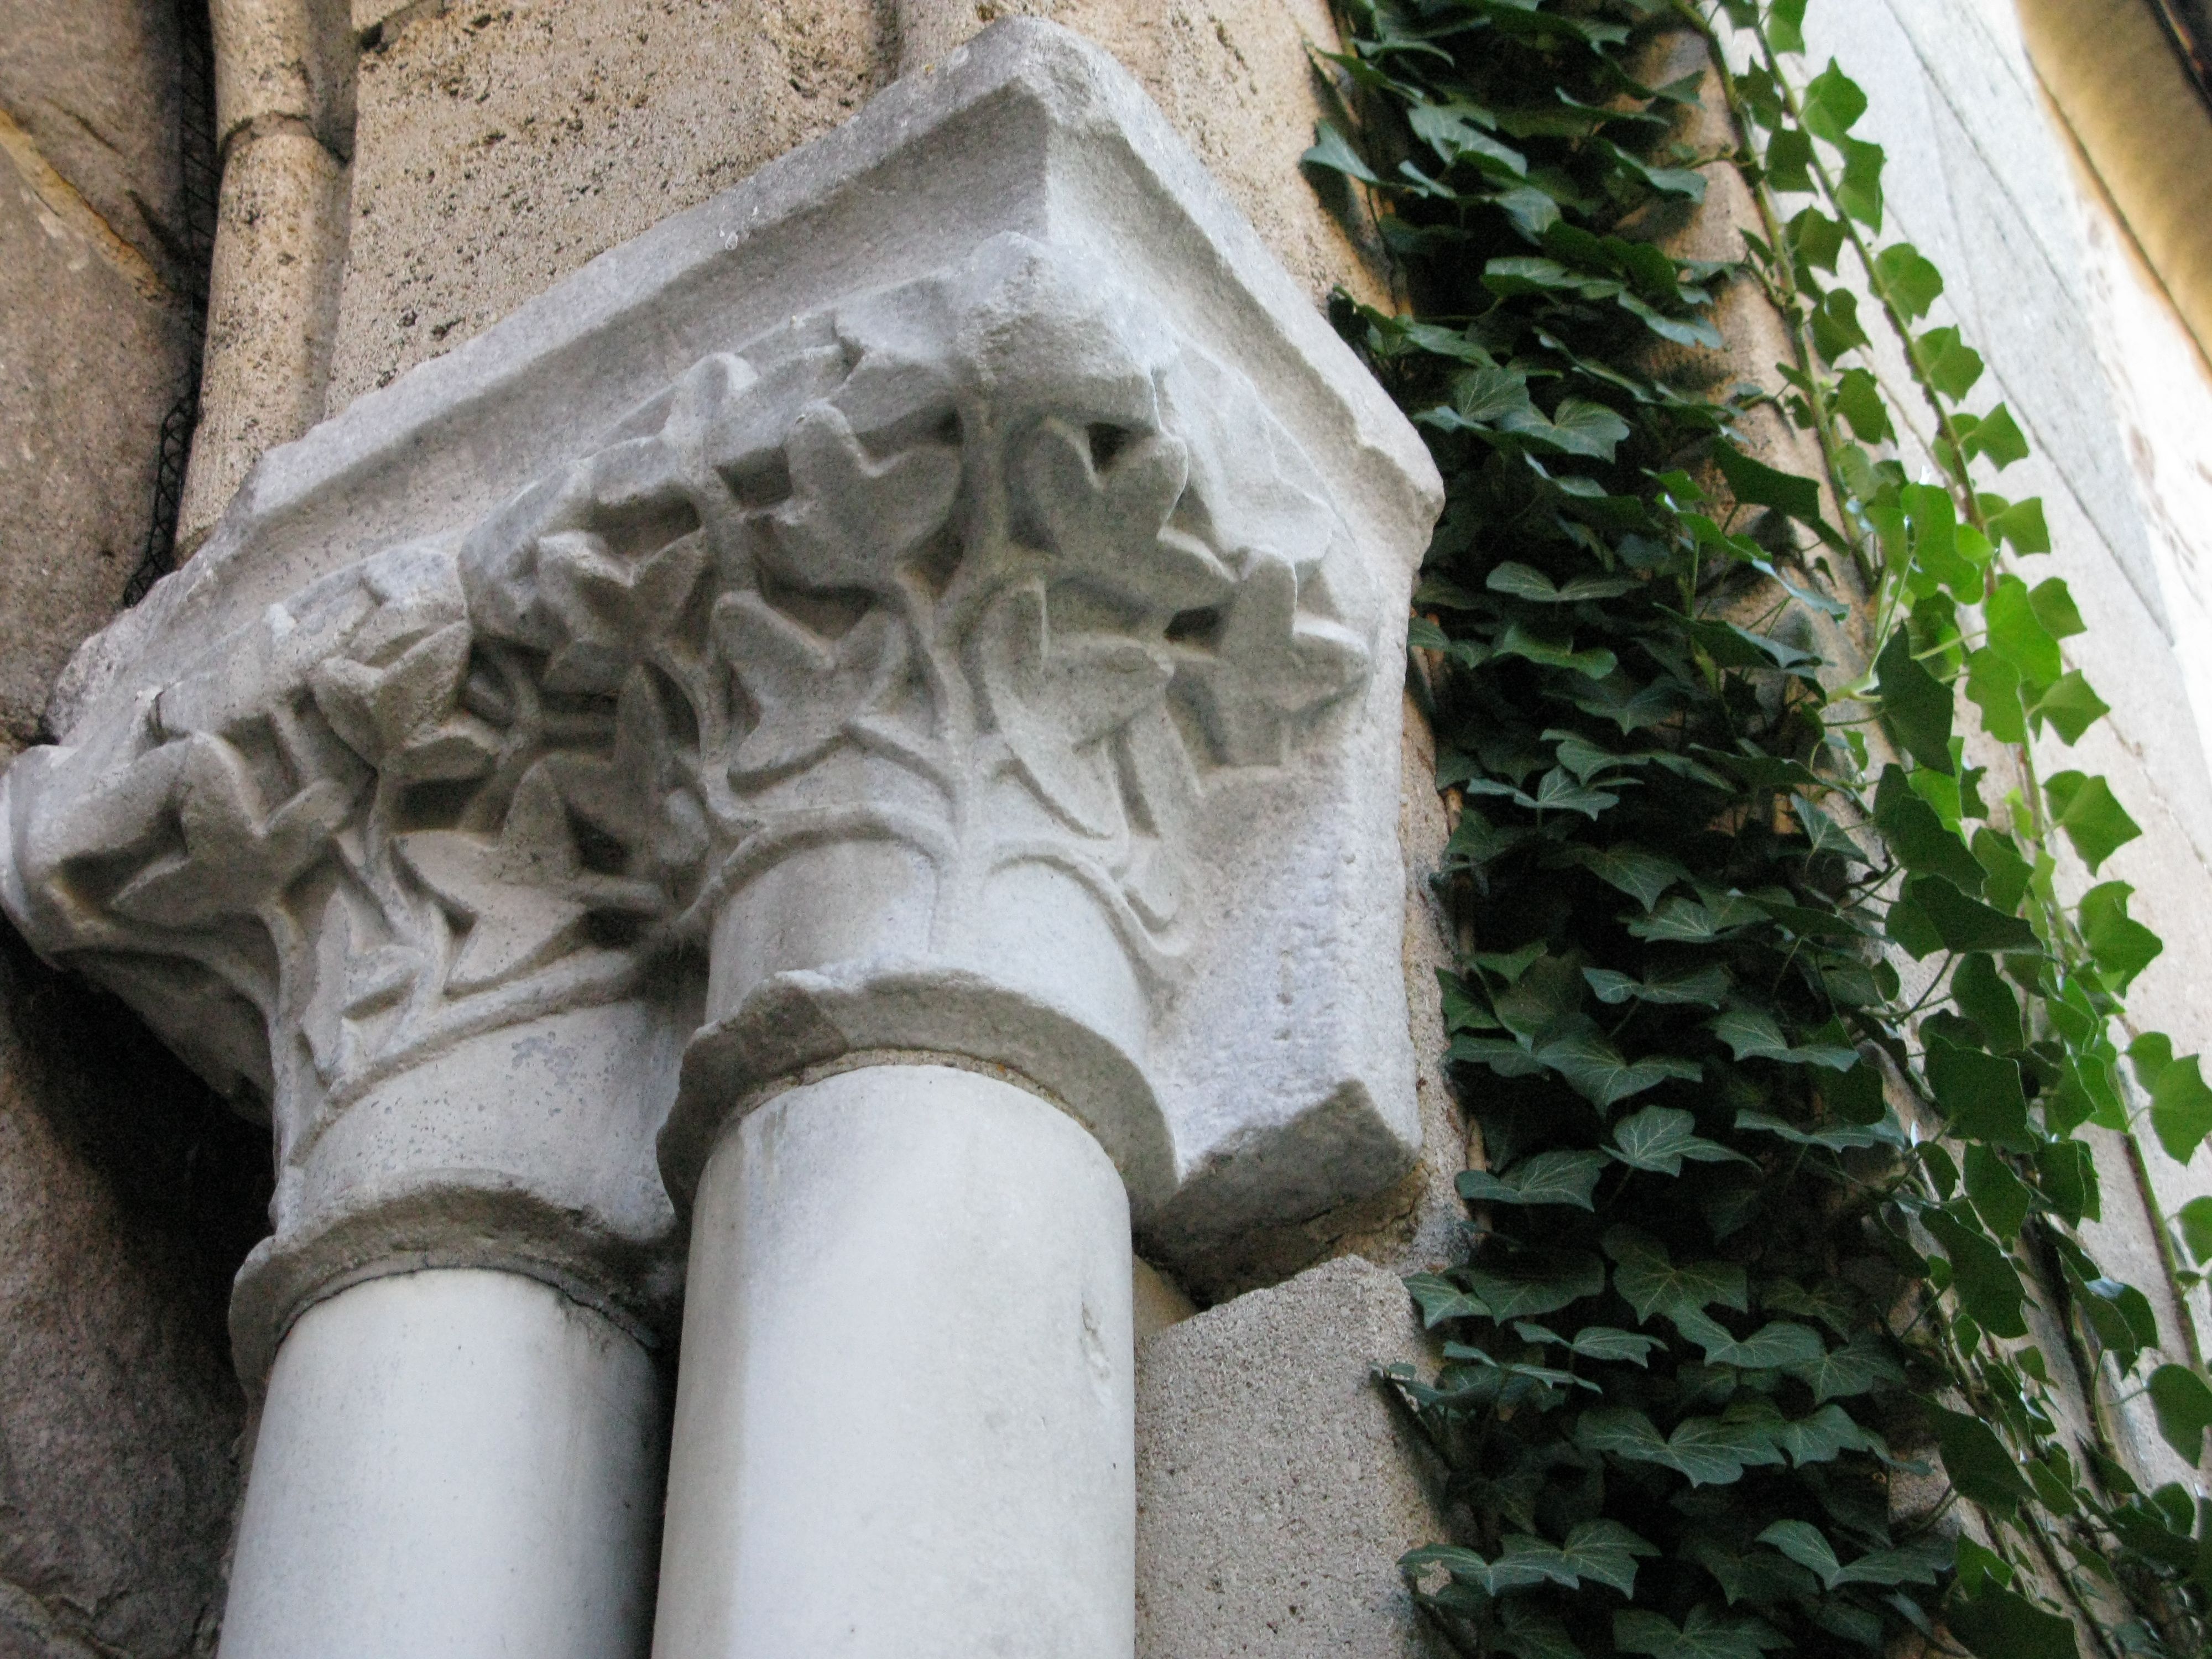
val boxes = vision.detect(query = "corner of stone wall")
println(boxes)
[1135,1254,1454,1658]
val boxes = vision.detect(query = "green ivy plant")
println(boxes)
[1303,2,2212,1654]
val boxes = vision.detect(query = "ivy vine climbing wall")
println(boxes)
[1305,1,2212,1653]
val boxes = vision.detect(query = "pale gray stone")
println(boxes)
[1135,1255,1449,1658]
[659,1067,1135,1659]
[3,35,1439,1652]
[218,1269,665,1659]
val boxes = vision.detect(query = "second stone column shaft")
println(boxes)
[653,1063,1138,1658]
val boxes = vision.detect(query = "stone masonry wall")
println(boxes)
[1805,0,2212,1485]
[0,6,276,1653]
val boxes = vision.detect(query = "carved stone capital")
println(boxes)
[2,20,1441,1375]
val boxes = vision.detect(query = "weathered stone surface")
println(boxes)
[176,125,348,555]
[211,0,356,156]
[0,924,268,1659]
[0,0,189,286]
[896,0,1391,311]
[1135,1255,1449,1658]
[0,164,192,749]
[328,0,895,404]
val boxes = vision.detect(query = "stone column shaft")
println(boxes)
[654,1065,1136,1659]
[218,1268,665,1659]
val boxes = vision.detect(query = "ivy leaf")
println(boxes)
[1504,397,1632,460]
[1922,1206,2031,1339]
[2148,1364,2212,1463]
[2075,881,2161,994]
[1405,1272,1493,1327]
[1757,1399,1881,1465]
[1799,60,1869,142]
[2031,670,2109,744]
[1614,1604,1788,1658]
[1874,626,1954,773]
[1931,1405,2037,1519]
[1871,243,1943,320]
[1611,1106,1757,1176]
[1951,953,2026,1052]
[1786,1331,1905,1401]
[1496,1599,1585,1659]
[1496,622,1620,680]
[1985,494,2051,554]
[1539,1030,1704,1108]
[1985,574,2063,690]
[1554,1519,1661,1594]
[1571,845,1690,910]
[1627,896,1747,944]
[1964,1143,2032,1239]
[1900,874,2039,957]
[1735,1108,1902,1152]
[1756,1520,1846,1589]
[1585,964,1731,1008]
[1458,1150,1609,1210]
[1824,369,1889,448]
[1464,1253,1608,1321]
[1486,562,1639,603]
[1670,1308,1825,1369]
[1606,1227,1750,1321]
[1568,1326,1662,1366]
[1836,137,1885,230]
[1707,1008,1859,1070]
[2044,770,2141,874]
[2147,1051,2212,1165]
[1713,440,1822,523]
[1400,1542,1553,1597]
[1912,326,1984,401]
[1302,119,1383,185]
[1874,764,1985,893]
[1962,403,2029,470]
[2176,1195,2212,1263]
[1571,676,1681,733]
[1578,1410,1771,1488]
[1947,1575,2079,1659]
[1965,648,2026,744]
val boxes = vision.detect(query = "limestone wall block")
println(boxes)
[328,0,895,407]
[212,0,358,157]
[0,152,194,748]
[1135,1255,1451,1658]
[896,0,1390,311]
[177,126,349,557]
[0,0,191,287]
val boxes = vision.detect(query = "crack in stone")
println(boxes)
[0,1574,140,1659]
[0,102,173,306]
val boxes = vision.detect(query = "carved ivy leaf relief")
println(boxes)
[718,594,911,784]
[975,582,1170,837]
[1016,419,1234,617]
[535,525,711,696]
[1178,554,1370,766]
[764,404,963,597]
[311,620,499,782]
[111,735,355,930]
[399,765,660,993]
[6,238,1382,1146]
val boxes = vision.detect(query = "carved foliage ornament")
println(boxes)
[0,237,1378,1168]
